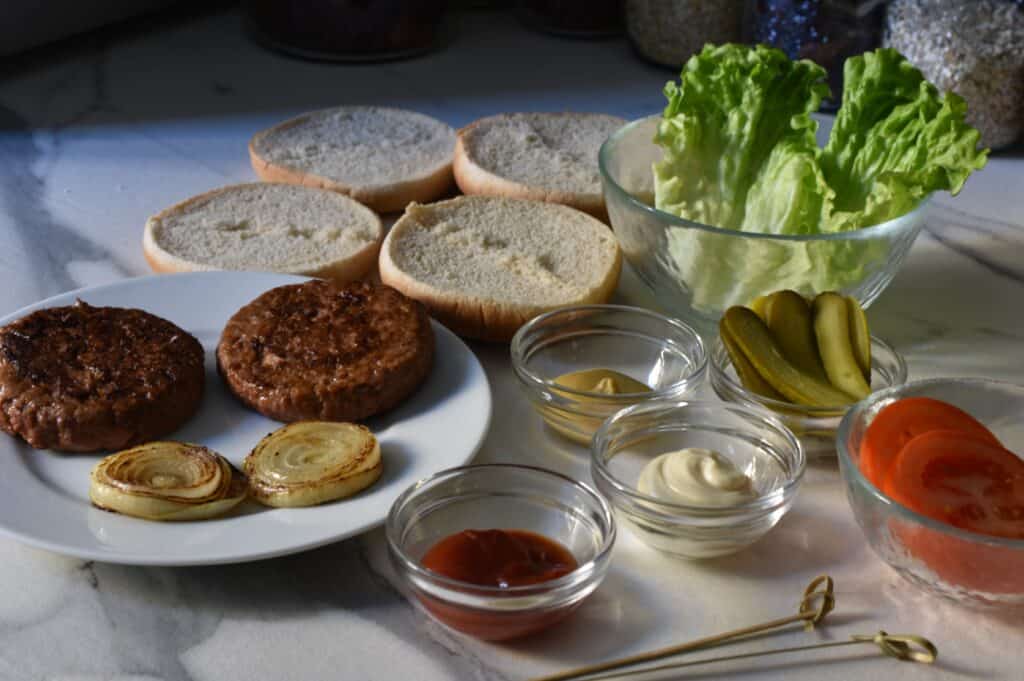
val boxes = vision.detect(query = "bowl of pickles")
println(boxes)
[709,290,907,457]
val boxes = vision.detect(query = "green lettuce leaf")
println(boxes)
[654,44,831,234]
[654,45,987,313]
[822,48,989,230]
[739,138,832,235]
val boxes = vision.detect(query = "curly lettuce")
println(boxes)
[822,48,988,231]
[655,45,988,313]
[655,44,832,234]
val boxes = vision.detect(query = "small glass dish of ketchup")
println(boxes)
[386,464,616,641]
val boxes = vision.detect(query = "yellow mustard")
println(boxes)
[541,369,651,445]
[553,368,651,395]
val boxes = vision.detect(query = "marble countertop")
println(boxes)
[1,8,1023,681]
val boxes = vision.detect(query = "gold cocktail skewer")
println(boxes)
[576,631,936,681]
[529,575,836,681]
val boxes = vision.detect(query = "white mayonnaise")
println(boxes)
[637,448,757,507]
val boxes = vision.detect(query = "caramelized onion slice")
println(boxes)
[244,422,382,508]
[89,442,247,521]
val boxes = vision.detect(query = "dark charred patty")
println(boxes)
[216,280,434,423]
[0,302,205,452]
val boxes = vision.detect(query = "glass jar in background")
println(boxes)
[886,0,1024,150]
[744,0,886,110]
[626,0,742,68]
[517,0,623,37]
[245,0,449,61]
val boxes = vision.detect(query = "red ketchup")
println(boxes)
[416,529,580,640]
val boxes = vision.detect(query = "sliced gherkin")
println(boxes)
[812,292,871,400]
[764,290,828,382]
[720,323,785,400]
[749,294,772,323]
[846,296,871,380]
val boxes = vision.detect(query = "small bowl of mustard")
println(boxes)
[511,305,707,446]
[591,399,805,559]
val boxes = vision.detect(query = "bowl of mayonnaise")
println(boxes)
[590,399,804,558]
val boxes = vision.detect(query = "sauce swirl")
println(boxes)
[638,448,757,507]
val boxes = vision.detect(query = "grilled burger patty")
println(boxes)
[216,280,434,422]
[0,302,205,452]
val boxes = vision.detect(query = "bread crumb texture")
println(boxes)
[253,107,455,186]
[461,113,625,194]
[387,196,619,306]
[147,183,381,270]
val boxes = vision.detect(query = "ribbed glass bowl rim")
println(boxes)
[510,304,708,406]
[591,398,806,518]
[385,463,617,597]
[598,115,931,243]
[836,377,1024,550]
[709,333,909,416]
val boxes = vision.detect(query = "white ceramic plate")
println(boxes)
[0,272,491,565]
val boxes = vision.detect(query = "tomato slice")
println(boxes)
[859,397,1000,487]
[891,522,1024,594]
[882,430,1024,540]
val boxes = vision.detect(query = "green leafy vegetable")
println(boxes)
[654,44,832,234]
[822,48,988,231]
[655,45,988,312]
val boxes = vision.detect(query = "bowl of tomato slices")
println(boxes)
[837,378,1024,609]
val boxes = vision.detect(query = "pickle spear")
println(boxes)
[749,295,772,323]
[812,292,871,400]
[720,324,785,400]
[846,296,871,380]
[721,306,856,407]
[764,290,828,382]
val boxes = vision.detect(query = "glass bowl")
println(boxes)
[511,304,707,446]
[709,334,908,457]
[598,116,928,329]
[386,464,616,640]
[591,399,804,559]
[838,378,1024,610]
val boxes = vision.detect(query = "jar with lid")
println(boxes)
[626,0,742,68]
[245,0,449,62]
[744,0,887,110]
[885,0,1024,149]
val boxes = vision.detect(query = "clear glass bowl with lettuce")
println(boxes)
[599,45,988,328]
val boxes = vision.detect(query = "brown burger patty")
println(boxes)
[216,280,434,422]
[0,302,205,452]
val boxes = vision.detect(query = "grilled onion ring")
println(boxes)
[244,422,382,507]
[89,442,247,521]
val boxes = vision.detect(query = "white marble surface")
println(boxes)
[1,7,1023,681]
